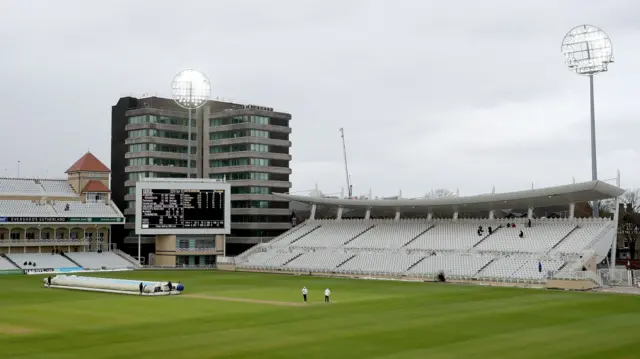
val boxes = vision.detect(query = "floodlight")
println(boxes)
[560,25,614,219]
[171,69,211,109]
[561,25,613,76]
[170,69,211,179]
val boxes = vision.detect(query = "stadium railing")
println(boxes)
[142,264,216,270]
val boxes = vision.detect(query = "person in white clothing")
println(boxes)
[302,286,308,303]
[324,288,331,303]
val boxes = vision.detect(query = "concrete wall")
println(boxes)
[155,234,177,266]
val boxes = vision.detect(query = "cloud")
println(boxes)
[0,0,639,200]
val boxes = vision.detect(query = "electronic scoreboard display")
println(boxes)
[135,181,231,235]
[140,189,225,229]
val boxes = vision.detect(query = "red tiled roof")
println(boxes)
[82,180,111,193]
[65,152,110,173]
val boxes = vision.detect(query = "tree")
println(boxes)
[425,188,456,199]
[617,189,640,259]
[589,200,614,217]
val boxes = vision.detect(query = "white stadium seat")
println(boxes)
[0,200,58,217]
[345,220,431,250]
[236,218,616,282]
[64,252,135,269]
[6,253,77,269]
[0,256,18,270]
[39,180,76,195]
[52,201,120,217]
[291,220,373,248]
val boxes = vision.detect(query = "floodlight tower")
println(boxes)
[561,25,614,218]
[171,69,212,178]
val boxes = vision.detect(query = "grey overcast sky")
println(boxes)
[1,0,639,198]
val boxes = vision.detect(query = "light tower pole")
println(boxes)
[339,128,352,198]
[561,24,614,218]
[171,69,212,178]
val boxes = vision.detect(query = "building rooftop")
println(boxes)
[66,152,110,173]
[83,180,111,193]
[274,180,624,213]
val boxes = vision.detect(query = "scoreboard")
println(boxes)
[135,180,231,235]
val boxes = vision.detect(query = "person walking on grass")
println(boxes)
[324,288,331,303]
[302,286,308,303]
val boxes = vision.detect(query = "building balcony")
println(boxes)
[125,137,190,147]
[208,166,292,175]
[225,180,291,188]
[125,123,193,133]
[208,108,291,120]
[0,239,91,247]
[207,151,292,162]
[125,165,193,175]
[175,248,221,255]
[123,208,136,216]
[125,151,191,161]
[125,107,189,119]
[207,137,291,148]
[208,123,291,134]
[231,222,292,230]
[230,208,291,216]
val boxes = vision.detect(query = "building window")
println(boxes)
[128,129,148,138]
[251,158,269,166]
[209,115,270,127]
[128,172,151,181]
[128,115,148,124]
[145,158,196,168]
[128,158,149,166]
[147,129,196,141]
[209,130,270,141]
[149,115,194,127]
[86,192,106,203]
[127,187,136,194]
[250,116,269,125]
[232,200,269,208]
[217,172,270,181]
[10,232,20,240]
[251,144,269,152]
[129,144,149,152]
[230,186,270,194]
[623,240,629,248]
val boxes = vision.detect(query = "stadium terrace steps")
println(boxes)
[342,225,375,246]
[0,255,19,270]
[401,225,434,248]
[471,227,500,248]
[275,224,320,247]
[113,249,143,268]
[335,254,356,268]
[281,252,304,266]
[61,253,83,268]
[549,225,580,251]
[405,255,428,272]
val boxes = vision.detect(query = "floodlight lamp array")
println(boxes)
[561,25,613,76]
[171,69,211,109]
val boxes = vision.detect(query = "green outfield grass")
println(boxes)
[0,271,639,359]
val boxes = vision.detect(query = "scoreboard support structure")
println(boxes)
[134,179,231,266]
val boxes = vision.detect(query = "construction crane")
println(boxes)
[339,128,353,198]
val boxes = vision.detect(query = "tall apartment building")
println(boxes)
[111,96,292,258]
